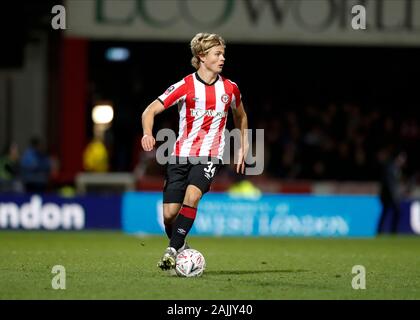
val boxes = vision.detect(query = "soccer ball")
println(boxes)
[175,249,206,277]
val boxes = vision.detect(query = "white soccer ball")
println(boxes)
[175,249,206,277]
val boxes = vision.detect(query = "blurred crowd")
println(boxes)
[258,102,419,181]
[0,137,55,193]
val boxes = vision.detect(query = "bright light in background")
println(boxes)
[105,47,130,62]
[92,105,114,124]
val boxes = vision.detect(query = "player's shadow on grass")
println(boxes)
[205,269,308,276]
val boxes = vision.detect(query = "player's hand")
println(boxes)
[236,142,249,174]
[141,134,155,151]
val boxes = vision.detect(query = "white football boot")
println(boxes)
[157,247,177,271]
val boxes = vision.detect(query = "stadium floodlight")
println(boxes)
[92,105,114,124]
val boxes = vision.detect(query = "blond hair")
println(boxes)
[190,33,226,70]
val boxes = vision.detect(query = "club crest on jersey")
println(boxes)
[164,85,175,95]
[221,94,230,104]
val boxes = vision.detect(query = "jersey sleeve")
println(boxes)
[230,81,242,109]
[158,79,187,109]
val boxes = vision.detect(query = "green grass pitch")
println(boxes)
[1,231,419,299]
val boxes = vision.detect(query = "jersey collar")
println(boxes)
[195,72,220,86]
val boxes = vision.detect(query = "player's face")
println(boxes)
[203,45,225,74]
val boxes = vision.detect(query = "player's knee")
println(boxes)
[183,190,202,207]
[163,207,178,223]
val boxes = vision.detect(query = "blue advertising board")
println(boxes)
[2,192,417,235]
[0,194,121,230]
[122,192,383,237]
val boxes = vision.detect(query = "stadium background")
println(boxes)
[1,0,420,300]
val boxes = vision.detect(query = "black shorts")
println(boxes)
[163,157,223,203]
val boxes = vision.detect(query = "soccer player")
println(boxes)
[141,33,249,271]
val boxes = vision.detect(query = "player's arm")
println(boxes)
[141,99,165,151]
[232,101,249,174]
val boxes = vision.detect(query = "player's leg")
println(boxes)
[169,185,202,251]
[163,203,182,239]
[168,159,222,252]
[158,162,188,270]
[158,199,193,271]
[162,161,188,237]
[163,203,190,251]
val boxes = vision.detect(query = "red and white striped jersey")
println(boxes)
[158,72,242,159]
